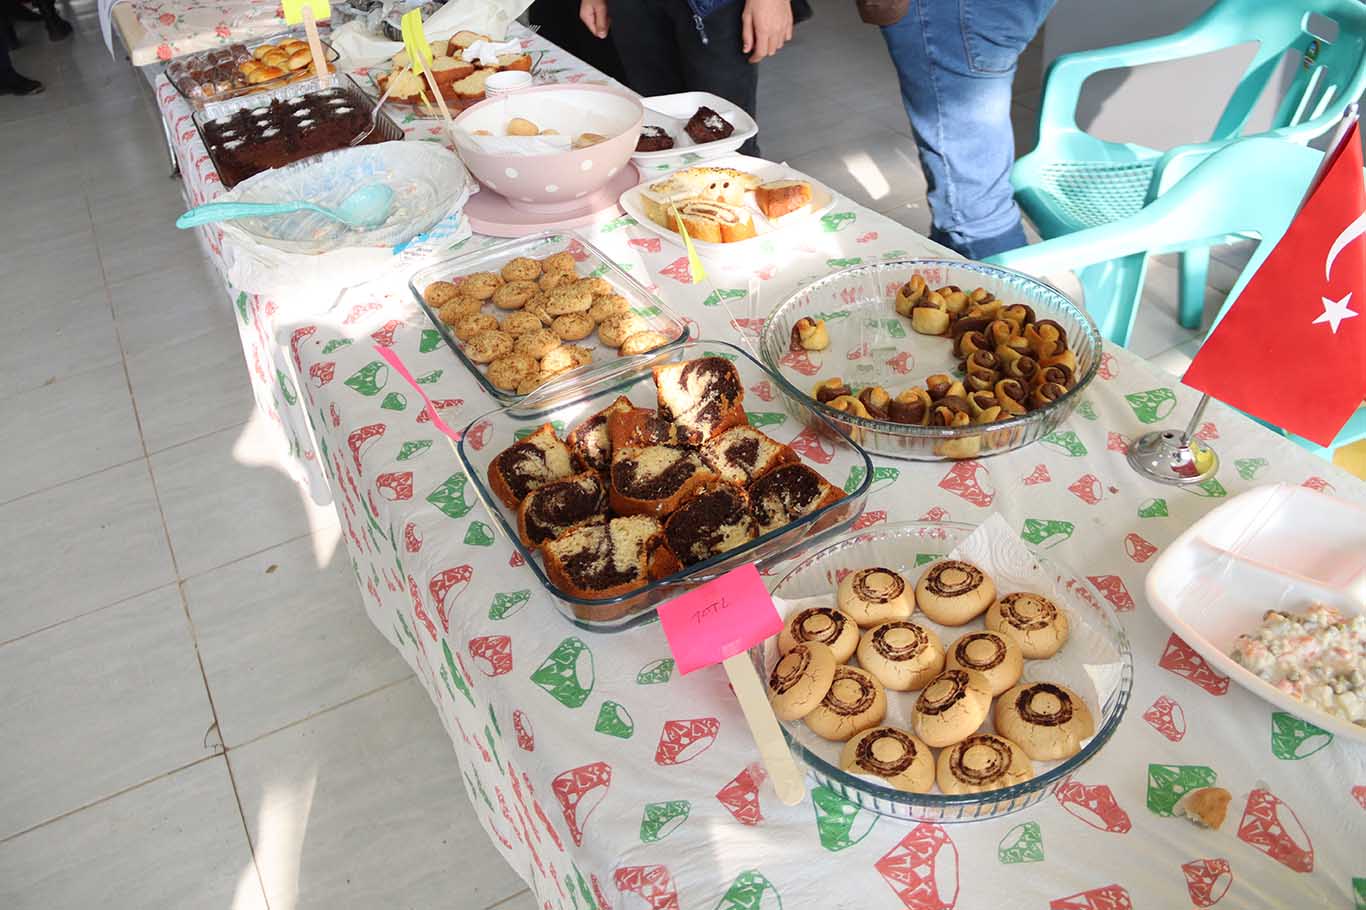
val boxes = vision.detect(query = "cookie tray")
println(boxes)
[455,339,874,631]
[407,230,691,408]
[167,28,342,114]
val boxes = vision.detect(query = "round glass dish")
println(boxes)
[751,520,1133,822]
[760,259,1102,461]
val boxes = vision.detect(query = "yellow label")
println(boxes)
[670,202,707,283]
[400,9,434,76]
[282,0,330,25]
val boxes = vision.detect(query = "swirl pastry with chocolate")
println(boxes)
[994,681,1095,760]
[542,514,664,601]
[936,732,1034,794]
[768,641,837,721]
[700,425,798,486]
[609,445,716,518]
[488,423,575,509]
[986,592,1070,658]
[565,395,634,476]
[804,665,888,741]
[748,463,844,535]
[914,559,996,625]
[944,630,1024,696]
[840,726,935,792]
[516,471,608,548]
[857,619,945,690]
[779,605,860,663]
[650,481,757,576]
[911,668,993,747]
[654,356,748,441]
[837,567,914,627]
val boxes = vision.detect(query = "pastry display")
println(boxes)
[684,105,735,143]
[857,620,945,691]
[837,567,914,628]
[986,592,1071,659]
[769,641,839,721]
[994,682,1095,760]
[167,37,337,106]
[944,630,1024,696]
[636,125,675,152]
[915,559,996,625]
[377,31,531,109]
[840,726,935,793]
[637,165,814,244]
[912,668,993,747]
[479,356,847,610]
[805,666,887,741]
[779,606,860,664]
[790,317,829,352]
[418,245,683,399]
[935,733,1034,794]
[768,547,1098,799]
[200,87,383,188]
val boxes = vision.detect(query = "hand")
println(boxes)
[741,0,793,63]
[579,0,610,39]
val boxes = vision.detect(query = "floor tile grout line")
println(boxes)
[0,752,222,846]
[0,580,181,649]
[485,888,532,910]
[220,744,274,910]
[222,674,416,754]
[0,453,146,509]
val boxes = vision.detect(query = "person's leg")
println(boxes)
[530,0,626,82]
[879,0,1051,258]
[32,0,71,40]
[605,0,686,98]
[0,21,43,94]
[670,0,759,156]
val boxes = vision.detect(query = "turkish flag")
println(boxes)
[1183,124,1366,446]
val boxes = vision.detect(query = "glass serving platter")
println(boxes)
[759,259,1103,461]
[455,339,874,631]
[752,520,1134,822]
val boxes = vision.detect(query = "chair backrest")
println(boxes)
[1204,0,1366,141]
[992,138,1323,327]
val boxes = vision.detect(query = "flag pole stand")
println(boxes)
[1126,393,1219,485]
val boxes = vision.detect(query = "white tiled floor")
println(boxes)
[0,2,1216,907]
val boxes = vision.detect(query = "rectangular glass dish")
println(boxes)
[166,29,340,112]
[455,339,875,631]
[408,231,691,408]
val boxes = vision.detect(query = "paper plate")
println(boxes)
[218,140,474,255]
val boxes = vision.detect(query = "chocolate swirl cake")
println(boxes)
[654,481,757,573]
[748,463,843,534]
[487,423,575,508]
[517,472,608,548]
[566,395,633,475]
[542,515,663,600]
[700,425,797,486]
[609,444,715,518]
[654,356,747,441]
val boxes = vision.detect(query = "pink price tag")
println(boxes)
[656,564,782,675]
[373,344,461,442]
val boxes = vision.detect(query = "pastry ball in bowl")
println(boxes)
[453,84,643,213]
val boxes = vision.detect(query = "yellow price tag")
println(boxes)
[670,201,707,284]
[400,9,434,77]
[282,0,330,26]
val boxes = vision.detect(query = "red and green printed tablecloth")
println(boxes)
[114,0,292,65]
[155,54,1366,910]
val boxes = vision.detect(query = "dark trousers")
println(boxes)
[606,0,759,156]
[528,0,626,83]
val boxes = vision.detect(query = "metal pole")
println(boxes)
[1182,393,1211,441]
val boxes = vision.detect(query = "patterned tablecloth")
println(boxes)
[112,0,293,65]
[154,44,1366,910]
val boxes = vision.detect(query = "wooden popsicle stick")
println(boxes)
[415,57,458,145]
[721,652,806,806]
[301,6,332,88]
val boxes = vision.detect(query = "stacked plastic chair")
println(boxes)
[992,136,1365,459]
[1011,0,1366,347]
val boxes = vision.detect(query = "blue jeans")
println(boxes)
[880,0,1053,259]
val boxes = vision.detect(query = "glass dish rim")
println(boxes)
[406,229,693,406]
[454,337,876,612]
[755,518,1135,810]
[760,258,1104,439]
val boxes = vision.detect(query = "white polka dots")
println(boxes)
[607,166,619,177]
[580,159,593,172]
[574,191,587,198]
[520,196,534,203]
[545,184,558,193]
[504,167,519,178]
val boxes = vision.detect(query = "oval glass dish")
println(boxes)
[760,260,1102,461]
[752,520,1134,822]
[456,339,874,631]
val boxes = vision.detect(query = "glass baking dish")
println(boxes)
[166,29,341,112]
[760,259,1103,461]
[409,231,691,409]
[751,520,1134,822]
[456,339,875,631]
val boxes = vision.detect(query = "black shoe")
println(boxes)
[45,14,73,40]
[0,69,44,95]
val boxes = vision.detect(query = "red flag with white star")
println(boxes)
[1183,123,1366,446]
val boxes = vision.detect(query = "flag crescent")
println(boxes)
[1324,208,1366,281]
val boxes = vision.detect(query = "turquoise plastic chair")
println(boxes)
[991,136,1365,460]
[1013,0,1366,347]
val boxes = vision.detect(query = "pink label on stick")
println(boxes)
[657,564,782,675]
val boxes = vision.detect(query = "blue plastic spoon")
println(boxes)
[176,183,395,230]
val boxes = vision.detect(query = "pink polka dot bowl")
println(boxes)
[453,84,643,214]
